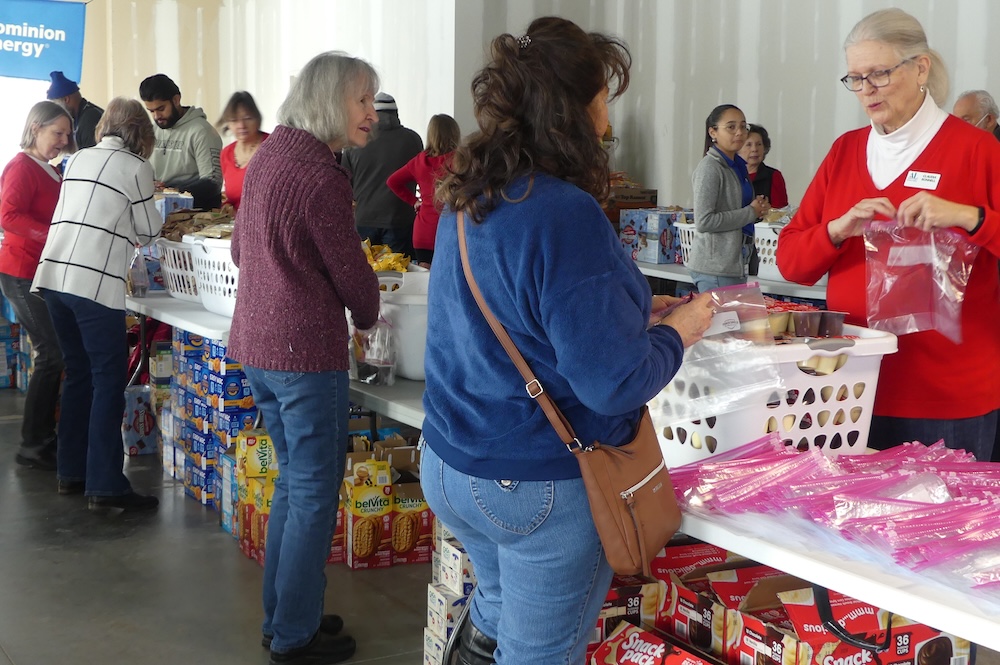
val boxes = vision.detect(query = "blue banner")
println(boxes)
[0,0,85,83]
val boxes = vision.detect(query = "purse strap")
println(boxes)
[456,210,585,451]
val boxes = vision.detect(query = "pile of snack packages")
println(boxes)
[669,433,1000,601]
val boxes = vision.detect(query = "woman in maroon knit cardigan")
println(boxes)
[228,52,381,665]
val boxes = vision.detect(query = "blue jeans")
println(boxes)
[686,270,745,293]
[243,366,349,654]
[420,442,614,665]
[0,274,64,460]
[869,411,998,462]
[40,290,131,496]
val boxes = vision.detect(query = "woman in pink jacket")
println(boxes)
[386,114,460,264]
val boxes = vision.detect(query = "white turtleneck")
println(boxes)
[866,92,948,190]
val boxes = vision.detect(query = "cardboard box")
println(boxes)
[433,516,454,551]
[587,575,662,662]
[327,486,346,565]
[0,319,20,340]
[214,409,258,448]
[611,187,658,206]
[155,192,194,217]
[374,433,415,461]
[188,428,215,469]
[123,385,159,456]
[650,539,736,581]
[219,447,239,538]
[207,370,254,410]
[439,538,477,596]
[591,620,720,665]
[249,476,276,514]
[172,327,205,357]
[707,565,788,612]
[391,475,433,565]
[149,340,173,384]
[427,582,469,641]
[183,453,216,507]
[344,458,393,569]
[423,625,447,665]
[619,207,686,265]
[162,439,175,478]
[237,429,278,479]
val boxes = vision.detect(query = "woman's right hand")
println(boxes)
[827,197,896,246]
[658,292,715,348]
[750,195,770,218]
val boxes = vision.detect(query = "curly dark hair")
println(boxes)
[437,16,631,222]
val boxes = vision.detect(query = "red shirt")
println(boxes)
[0,152,61,279]
[748,166,789,208]
[777,116,1000,419]
[386,151,453,250]
[220,132,269,212]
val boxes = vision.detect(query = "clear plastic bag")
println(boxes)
[126,246,149,297]
[649,282,781,426]
[350,317,396,386]
[864,221,980,344]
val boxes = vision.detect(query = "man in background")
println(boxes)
[139,73,223,209]
[953,89,1000,141]
[46,71,104,150]
[342,92,423,255]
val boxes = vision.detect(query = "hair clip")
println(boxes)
[517,34,531,49]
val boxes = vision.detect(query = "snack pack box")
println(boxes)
[727,575,807,665]
[650,538,735,581]
[587,575,662,662]
[655,559,759,658]
[344,457,393,569]
[591,621,718,665]
[776,587,971,665]
[707,565,788,611]
[237,429,278,479]
[391,477,433,565]
[439,538,477,597]
[426,583,469,641]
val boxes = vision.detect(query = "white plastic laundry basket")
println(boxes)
[754,222,828,286]
[156,238,200,302]
[651,325,897,467]
[377,269,429,381]
[184,235,239,317]
[675,222,696,265]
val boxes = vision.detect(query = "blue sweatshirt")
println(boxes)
[421,174,685,481]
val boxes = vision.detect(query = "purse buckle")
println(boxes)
[525,378,544,398]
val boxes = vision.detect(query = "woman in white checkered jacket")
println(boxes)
[32,97,164,512]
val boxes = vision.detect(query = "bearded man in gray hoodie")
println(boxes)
[139,74,223,209]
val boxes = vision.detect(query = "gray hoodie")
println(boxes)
[149,106,223,188]
[687,149,757,278]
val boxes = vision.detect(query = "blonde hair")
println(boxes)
[426,114,460,157]
[20,101,73,151]
[844,8,948,106]
[96,98,156,158]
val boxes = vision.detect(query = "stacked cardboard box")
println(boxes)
[425,523,476,665]
[619,207,689,265]
[16,323,30,393]
[0,318,22,389]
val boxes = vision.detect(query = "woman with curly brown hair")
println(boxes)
[419,16,713,665]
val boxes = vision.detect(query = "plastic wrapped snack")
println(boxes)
[350,317,396,386]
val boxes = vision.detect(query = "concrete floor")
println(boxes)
[0,389,427,665]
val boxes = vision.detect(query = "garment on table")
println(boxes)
[228,125,380,373]
[0,153,61,279]
[386,150,453,250]
[421,174,684,482]
[341,111,423,230]
[32,136,163,310]
[688,149,757,278]
[219,132,270,212]
[777,114,1000,421]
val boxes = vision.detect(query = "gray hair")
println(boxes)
[957,89,1000,119]
[277,51,379,146]
[21,100,74,151]
[844,8,949,106]
[97,98,156,158]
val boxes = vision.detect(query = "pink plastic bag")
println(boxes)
[864,221,980,344]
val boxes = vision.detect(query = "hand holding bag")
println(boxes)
[457,211,681,577]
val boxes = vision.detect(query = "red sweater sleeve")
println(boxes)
[0,156,54,246]
[770,168,789,208]
[386,156,419,207]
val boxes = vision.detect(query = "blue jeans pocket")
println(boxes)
[470,477,553,534]
[263,370,306,387]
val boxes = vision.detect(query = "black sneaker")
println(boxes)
[263,615,344,649]
[88,492,159,512]
[57,480,86,495]
[269,632,356,665]
[16,453,57,471]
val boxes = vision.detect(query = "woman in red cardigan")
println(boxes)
[776,8,1000,461]
[386,114,460,264]
[0,101,72,471]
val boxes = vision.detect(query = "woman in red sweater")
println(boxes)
[0,101,72,471]
[776,8,1000,461]
[386,114,460,264]
[217,91,269,212]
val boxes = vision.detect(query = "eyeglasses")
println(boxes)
[974,114,989,128]
[840,57,915,91]
[714,122,750,134]
[229,116,257,125]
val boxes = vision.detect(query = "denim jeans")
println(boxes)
[243,366,349,654]
[40,290,131,496]
[869,410,999,462]
[686,270,745,294]
[420,442,614,665]
[0,274,64,461]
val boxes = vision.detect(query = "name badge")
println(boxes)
[904,170,941,190]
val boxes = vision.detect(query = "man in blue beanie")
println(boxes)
[47,71,104,150]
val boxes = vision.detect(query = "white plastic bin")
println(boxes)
[184,235,239,317]
[156,238,200,302]
[754,222,828,286]
[378,269,429,381]
[651,325,897,467]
